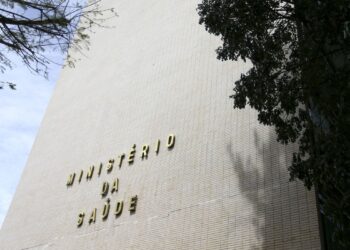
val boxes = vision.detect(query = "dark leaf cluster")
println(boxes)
[198,0,350,247]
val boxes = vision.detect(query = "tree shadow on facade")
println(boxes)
[226,128,305,250]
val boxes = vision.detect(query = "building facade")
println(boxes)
[0,1,321,249]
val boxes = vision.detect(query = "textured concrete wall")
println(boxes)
[0,0,321,249]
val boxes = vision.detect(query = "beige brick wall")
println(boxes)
[0,0,321,249]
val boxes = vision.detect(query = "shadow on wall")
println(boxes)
[226,128,313,250]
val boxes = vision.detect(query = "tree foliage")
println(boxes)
[198,0,350,247]
[0,0,116,89]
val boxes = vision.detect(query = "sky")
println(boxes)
[0,52,63,229]
[0,0,87,229]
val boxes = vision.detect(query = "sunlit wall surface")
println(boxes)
[0,1,321,249]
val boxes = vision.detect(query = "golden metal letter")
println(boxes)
[101,182,109,197]
[88,208,97,224]
[118,154,125,168]
[155,139,160,154]
[78,170,84,183]
[111,178,119,194]
[86,165,94,180]
[66,173,75,186]
[128,144,136,165]
[98,163,103,176]
[129,195,138,212]
[102,198,110,220]
[167,134,176,149]
[115,201,123,216]
[141,144,149,160]
[77,212,85,227]
[107,159,114,173]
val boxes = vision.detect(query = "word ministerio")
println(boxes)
[65,133,176,227]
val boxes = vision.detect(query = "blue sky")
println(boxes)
[0,53,63,228]
[0,0,86,229]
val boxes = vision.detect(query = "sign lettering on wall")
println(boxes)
[66,134,176,227]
